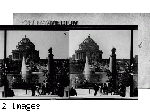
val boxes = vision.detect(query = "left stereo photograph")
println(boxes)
[0,26,70,99]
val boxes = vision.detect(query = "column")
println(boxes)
[75,53,77,59]
[19,53,20,60]
[14,53,16,59]
[13,53,15,59]
[80,53,81,60]
[130,30,133,71]
[12,54,14,59]
[83,52,84,59]
[130,74,133,97]
[4,30,8,97]
[130,30,133,97]
[48,47,55,93]
[48,47,54,74]
[109,48,117,94]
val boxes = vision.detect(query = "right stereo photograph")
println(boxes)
[69,27,138,99]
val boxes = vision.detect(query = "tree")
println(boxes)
[106,60,131,93]
[106,69,115,86]
[6,59,21,74]
[45,59,70,95]
[117,61,131,88]
[106,69,112,80]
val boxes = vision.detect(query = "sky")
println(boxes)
[69,30,138,59]
[4,30,69,59]
[0,30,138,59]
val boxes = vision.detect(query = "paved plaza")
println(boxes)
[0,87,137,100]
[0,87,67,99]
[70,89,138,99]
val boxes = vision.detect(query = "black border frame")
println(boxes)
[0,25,137,100]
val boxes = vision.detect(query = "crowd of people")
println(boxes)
[2,78,137,97]
[93,83,127,96]
[31,81,48,96]
[30,81,66,97]
[93,83,138,97]
[93,83,114,96]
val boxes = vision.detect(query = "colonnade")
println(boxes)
[13,53,21,60]
[75,52,85,60]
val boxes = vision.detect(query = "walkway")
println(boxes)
[0,87,67,99]
[0,87,138,99]
[70,89,138,99]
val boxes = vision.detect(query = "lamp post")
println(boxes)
[4,63,8,97]
[130,30,133,97]
[4,30,8,97]
[130,64,134,97]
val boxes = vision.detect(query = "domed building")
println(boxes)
[11,35,40,63]
[6,35,70,90]
[5,36,41,88]
[70,34,137,90]
[70,35,108,88]
[74,34,103,64]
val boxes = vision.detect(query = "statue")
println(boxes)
[48,47,52,54]
[111,47,116,54]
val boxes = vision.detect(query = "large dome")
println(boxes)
[82,35,95,44]
[16,35,35,51]
[79,35,99,51]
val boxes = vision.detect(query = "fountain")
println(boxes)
[83,56,90,81]
[21,56,27,81]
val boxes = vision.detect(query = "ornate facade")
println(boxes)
[5,36,70,91]
[11,35,40,63]
[74,34,103,64]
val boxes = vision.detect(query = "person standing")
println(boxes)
[31,83,36,96]
[103,83,108,95]
[42,81,46,95]
[101,83,104,95]
[99,85,102,96]
[111,84,115,95]
[69,87,77,96]
[94,84,99,96]
[35,85,40,96]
